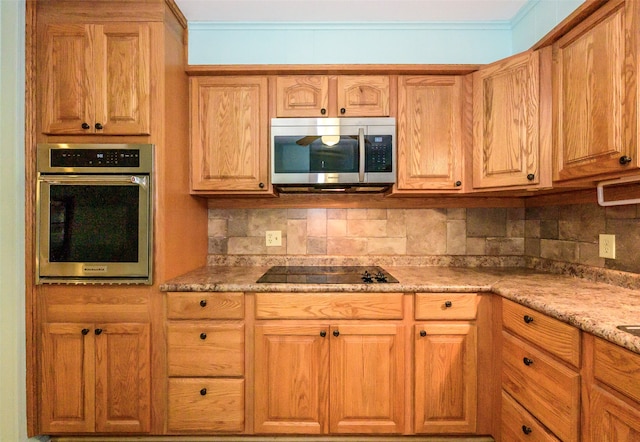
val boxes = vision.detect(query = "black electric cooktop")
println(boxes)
[256,265,399,284]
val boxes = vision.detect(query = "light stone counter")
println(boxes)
[161,265,640,354]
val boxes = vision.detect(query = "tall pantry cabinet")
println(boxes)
[25,0,208,436]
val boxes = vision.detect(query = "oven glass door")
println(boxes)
[37,175,151,282]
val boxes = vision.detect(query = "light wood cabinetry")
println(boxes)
[395,76,470,193]
[39,22,150,135]
[275,75,390,117]
[414,293,478,433]
[166,292,245,434]
[472,49,552,190]
[40,322,151,434]
[253,292,405,434]
[553,0,640,182]
[500,299,581,442]
[189,76,270,193]
[584,335,640,441]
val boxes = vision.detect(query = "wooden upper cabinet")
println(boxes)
[40,23,151,135]
[275,75,390,117]
[396,75,469,192]
[473,49,551,190]
[553,0,639,182]
[190,76,270,193]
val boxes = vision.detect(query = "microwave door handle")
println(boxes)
[358,128,365,183]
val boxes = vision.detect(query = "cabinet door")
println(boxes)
[473,50,546,189]
[94,323,150,433]
[276,76,329,117]
[254,323,330,434]
[41,323,96,433]
[329,323,405,434]
[94,23,150,135]
[336,75,390,117]
[40,24,95,135]
[588,386,640,441]
[553,0,639,181]
[396,76,467,192]
[414,322,477,434]
[190,76,269,192]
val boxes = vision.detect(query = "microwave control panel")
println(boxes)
[365,135,393,172]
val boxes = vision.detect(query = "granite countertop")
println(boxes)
[161,265,640,355]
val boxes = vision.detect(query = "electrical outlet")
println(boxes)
[599,234,616,259]
[266,230,282,247]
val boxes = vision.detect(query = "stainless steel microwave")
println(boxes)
[271,117,396,192]
[36,144,153,284]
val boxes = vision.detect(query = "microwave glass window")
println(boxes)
[274,135,359,173]
[48,185,139,262]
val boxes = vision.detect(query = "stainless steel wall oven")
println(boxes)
[36,144,153,284]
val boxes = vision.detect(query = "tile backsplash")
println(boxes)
[208,203,640,274]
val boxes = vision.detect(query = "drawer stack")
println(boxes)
[500,299,581,441]
[166,292,245,433]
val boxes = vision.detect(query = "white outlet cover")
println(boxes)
[266,230,282,247]
[599,234,616,259]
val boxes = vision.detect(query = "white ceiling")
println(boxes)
[175,0,530,23]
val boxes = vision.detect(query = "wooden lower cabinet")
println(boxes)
[254,321,405,435]
[40,322,151,434]
[414,322,477,433]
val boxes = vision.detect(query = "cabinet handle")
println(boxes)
[95,328,103,335]
[259,182,265,189]
[523,357,534,366]
[320,108,326,115]
[81,328,90,335]
[200,388,207,396]
[200,332,207,340]
[455,181,462,187]
[444,301,452,308]
[419,330,427,337]
[199,299,207,307]
[340,108,346,114]
[94,122,103,130]
[619,155,633,165]
[527,173,535,181]
[522,425,532,435]
[523,315,534,324]
[320,330,327,337]
[333,330,340,337]
[81,122,90,130]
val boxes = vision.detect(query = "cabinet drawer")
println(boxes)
[168,323,244,377]
[594,337,640,403]
[501,390,560,442]
[502,299,580,367]
[255,292,404,319]
[415,293,477,320]
[502,332,580,442]
[168,378,244,433]
[167,292,244,319]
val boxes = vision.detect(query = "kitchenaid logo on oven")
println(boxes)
[83,265,108,273]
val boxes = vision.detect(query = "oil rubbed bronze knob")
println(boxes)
[524,315,534,324]
[522,425,532,435]
[333,330,340,337]
[523,357,534,366]
[320,108,327,115]
[444,301,452,308]
[620,155,633,165]
[320,330,327,337]
[200,388,207,396]
[81,122,90,130]
[419,330,427,337]
[200,333,207,340]
[199,299,207,307]
[94,122,103,130]
[95,328,103,335]
[340,108,346,114]
[455,181,462,187]
[81,328,90,335]
[527,173,535,181]
[259,182,265,189]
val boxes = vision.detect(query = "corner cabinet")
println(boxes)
[275,75,390,117]
[553,0,640,182]
[40,322,151,434]
[189,76,270,194]
[395,76,470,193]
[472,49,552,190]
[38,23,151,135]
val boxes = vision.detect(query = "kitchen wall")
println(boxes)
[0,0,29,440]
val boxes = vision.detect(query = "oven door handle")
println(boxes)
[358,127,365,183]
[39,175,149,188]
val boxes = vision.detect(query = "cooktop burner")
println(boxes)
[256,265,399,284]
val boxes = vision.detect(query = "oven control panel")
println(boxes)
[51,149,140,168]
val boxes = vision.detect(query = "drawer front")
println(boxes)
[167,292,244,319]
[501,390,560,442]
[168,378,244,433]
[415,293,477,320]
[255,292,404,319]
[168,323,244,376]
[594,337,640,403]
[502,299,580,367]
[502,332,580,442]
